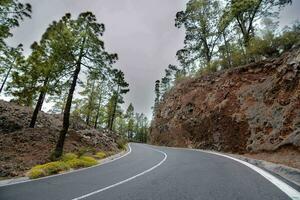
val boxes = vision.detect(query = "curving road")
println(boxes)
[0,143,299,200]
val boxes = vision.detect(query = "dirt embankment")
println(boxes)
[150,49,300,169]
[0,100,120,177]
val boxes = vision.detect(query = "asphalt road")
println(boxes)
[0,143,299,200]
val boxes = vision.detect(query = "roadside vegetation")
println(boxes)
[152,0,299,115]
[28,150,112,179]
[0,0,149,170]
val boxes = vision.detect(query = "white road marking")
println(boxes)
[155,145,300,200]
[202,151,300,200]
[0,144,132,187]
[71,145,167,200]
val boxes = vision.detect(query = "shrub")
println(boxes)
[80,156,98,165]
[62,153,78,161]
[94,152,106,159]
[105,151,115,156]
[43,161,70,174]
[28,161,70,179]
[66,156,98,169]
[28,154,98,179]
[28,168,45,179]
[77,147,92,157]
[116,138,127,150]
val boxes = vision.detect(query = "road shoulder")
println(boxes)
[0,145,131,187]
[228,153,300,189]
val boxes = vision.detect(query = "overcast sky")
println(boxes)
[7,0,300,118]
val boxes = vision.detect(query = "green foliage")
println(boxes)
[132,113,149,143]
[50,12,122,158]
[0,0,31,47]
[125,103,134,139]
[247,22,300,59]
[224,0,292,47]
[27,168,44,179]
[94,152,106,159]
[28,161,70,179]
[152,0,296,119]
[77,147,93,158]
[28,154,98,179]
[116,138,127,150]
[66,156,98,169]
[278,22,300,51]
[106,70,130,131]
[176,0,223,72]
[1,3,139,158]
[0,1,31,96]
[0,44,24,94]
[61,153,78,161]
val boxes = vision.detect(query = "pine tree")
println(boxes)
[94,81,110,129]
[224,0,292,48]
[125,103,134,139]
[0,0,31,49]
[176,0,223,69]
[107,69,129,131]
[9,16,75,127]
[54,12,118,158]
[153,80,160,115]
[79,72,99,126]
[133,113,149,143]
[0,44,23,93]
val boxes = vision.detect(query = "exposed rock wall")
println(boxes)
[150,49,300,154]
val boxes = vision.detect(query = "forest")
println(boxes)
[0,0,149,159]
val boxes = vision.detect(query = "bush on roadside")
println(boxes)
[66,156,98,169]
[28,155,98,179]
[94,152,106,159]
[28,168,45,179]
[116,138,127,150]
[28,161,70,179]
[77,147,92,157]
[62,153,78,161]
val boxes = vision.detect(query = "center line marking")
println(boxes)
[71,144,167,200]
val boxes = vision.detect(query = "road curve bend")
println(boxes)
[0,143,299,200]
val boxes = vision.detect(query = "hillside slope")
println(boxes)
[0,100,120,177]
[150,49,300,167]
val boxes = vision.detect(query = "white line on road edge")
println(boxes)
[202,151,300,200]
[71,145,168,200]
[160,145,300,200]
[0,144,132,188]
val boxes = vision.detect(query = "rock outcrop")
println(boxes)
[0,100,120,177]
[150,49,300,155]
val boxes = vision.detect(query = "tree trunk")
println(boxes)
[53,36,86,159]
[222,33,232,68]
[60,93,67,115]
[86,80,95,126]
[0,62,14,93]
[29,78,48,128]
[85,116,90,126]
[54,64,81,158]
[94,92,102,129]
[202,40,211,67]
[109,87,119,131]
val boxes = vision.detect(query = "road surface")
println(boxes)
[0,143,299,200]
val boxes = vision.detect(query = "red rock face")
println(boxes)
[150,49,300,154]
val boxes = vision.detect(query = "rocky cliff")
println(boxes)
[150,49,300,157]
